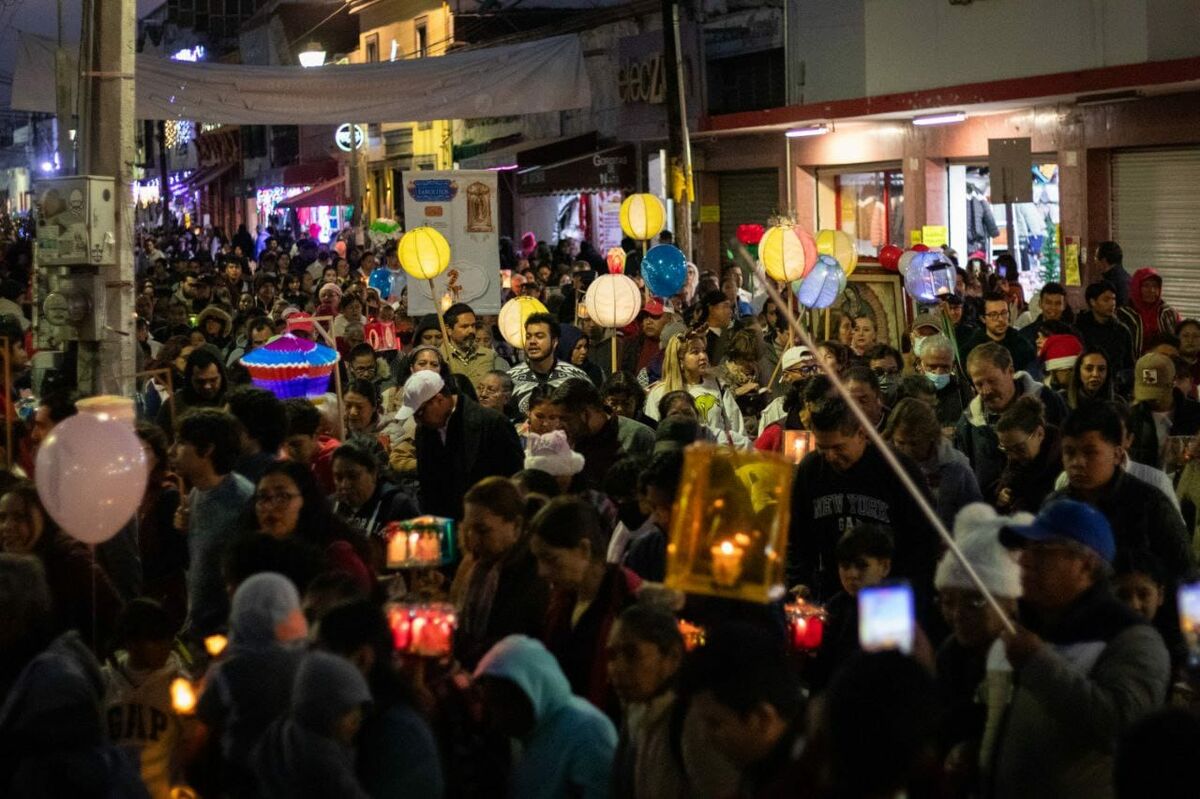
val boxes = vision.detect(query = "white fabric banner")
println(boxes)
[12,32,591,124]
[402,170,501,316]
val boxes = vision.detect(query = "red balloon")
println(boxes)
[912,244,930,252]
[736,223,765,246]
[877,244,903,271]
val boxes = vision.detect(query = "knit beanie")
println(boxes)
[934,504,1026,599]
[524,430,585,476]
[1040,334,1083,372]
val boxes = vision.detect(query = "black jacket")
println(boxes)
[1102,264,1133,308]
[414,395,523,520]
[1045,470,1193,582]
[990,425,1063,514]
[788,443,939,605]
[1075,310,1134,385]
[1127,388,1200,469]
[454,544,549,670]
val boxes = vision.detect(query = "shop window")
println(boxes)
[947,163,1060,298]
[415,20,429,58]
[824,170,905,258]
[365,34,379,64]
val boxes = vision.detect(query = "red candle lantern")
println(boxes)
[785,598,827,652]
[386,602,457,658]
[385,516,455,569]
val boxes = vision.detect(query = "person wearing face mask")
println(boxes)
[915,333,975,428]
[865,343,903,407]
[908,311,944,373]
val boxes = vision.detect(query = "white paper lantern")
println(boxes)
[498,296,548,349]
[584,273,642,328]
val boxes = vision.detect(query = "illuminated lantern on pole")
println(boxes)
[816,229,859,276]
[619,193,666,241]
[605,247,627,274]
[759,224,810,282]
[785,598,827,652]
[498,296,549,350]
[664,445,794,603]
[795,255,846,310]
[397,226,451,280]
[240,334,339,399]
[904,251,957,304]
[585,273,642,372]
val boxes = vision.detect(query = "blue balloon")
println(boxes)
[368,266,393,298]
[796,255,846,309]
[642,244,687,297]
[904,251,955,304]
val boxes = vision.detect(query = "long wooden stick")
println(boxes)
[310,316,345,441]
[762,278,1017,635]
[0,338,10,471]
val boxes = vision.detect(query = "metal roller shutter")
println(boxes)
[1112,148,1200,319]
[718,169,780,253]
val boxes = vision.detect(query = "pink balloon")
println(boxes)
[796,227,819,272]
[35,414,148,544]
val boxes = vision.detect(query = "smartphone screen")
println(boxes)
[1179,581,1200,668]
[858,582,915,655]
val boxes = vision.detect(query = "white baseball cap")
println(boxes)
[781,346,814,370]
[397,370,445,421]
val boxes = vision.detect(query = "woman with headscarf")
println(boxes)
[556,324,604,387]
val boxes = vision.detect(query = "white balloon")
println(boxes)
[35,413,148,545]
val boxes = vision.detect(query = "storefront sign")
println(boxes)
[921,225,947,248]
[700,205,721,223]
[402,170,500,314]
[517,146,635,196]
[1064,238,1081,286]
[988,138,1034,203]
[335,124,366,153]
[910,229,923,246]
[616,27,701,140]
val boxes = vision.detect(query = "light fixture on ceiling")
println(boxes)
[912,111,966,126]
[1075,90,1141,107]
[298,42,326,68]
[785,124,831,138]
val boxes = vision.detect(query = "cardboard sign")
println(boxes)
[921,225,947,249]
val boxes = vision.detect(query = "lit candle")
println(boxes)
[677,619,706,651]
[414,531,441,563]
[709,539,745,588]
[784,431,814,464]
[386,528,408,566]
[204,634,227,657]
[441,292,453,311]
[170,678,197,714]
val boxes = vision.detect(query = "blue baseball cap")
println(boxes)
[999,499,1116,564]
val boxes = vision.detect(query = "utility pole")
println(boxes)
[661,0,694,261]
[78,0,137,396]
[54,0,73,172]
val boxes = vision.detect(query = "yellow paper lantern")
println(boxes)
[664,444,795,603]
[816,229,859,276]
[584,273,642,329]
[397,226,451,280]
[619,194,666,241]
[498,296,549,349]
[759,224,809,282]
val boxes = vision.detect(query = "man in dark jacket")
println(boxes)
[1076,280,1135,389]
[959,293,1037,372]
[402,370,523,520]
[955,342,1068,496]
[1096,240,1132,308]
[1126,352,1200,469]
[991,499,1169,798]
[156,345,228,435]
[1018,282,1080,349]
[788,396,939,607]
[551,378,654,490]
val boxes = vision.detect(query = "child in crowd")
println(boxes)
[102,598,191,799]
[807,525,895,691]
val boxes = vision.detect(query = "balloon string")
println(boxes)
[762,276,1017,636]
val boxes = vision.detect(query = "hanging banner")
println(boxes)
[403,170,501,315]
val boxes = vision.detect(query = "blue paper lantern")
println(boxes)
[642,244,687,297]
[369,266,394,298]
[795,255,846,309]
[904,251,956,304]
[241,334,340,399]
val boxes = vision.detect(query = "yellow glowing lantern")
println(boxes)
[498,296,549,350]
[584,273,642,329]
[170,677,197,714]
[759,224,810,282]
[664,444,795,603]
[619,193,666,241]
[816,229,859,276]
[397,226,451,280]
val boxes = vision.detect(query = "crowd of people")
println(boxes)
[1,225,1199,798]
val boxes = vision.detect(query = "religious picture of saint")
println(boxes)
[465,181,494,233]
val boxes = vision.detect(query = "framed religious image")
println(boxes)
[830,267,909,350]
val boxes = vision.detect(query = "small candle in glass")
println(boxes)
[710,539,745,588]
[204,634,228,657]
[170,678,197,714]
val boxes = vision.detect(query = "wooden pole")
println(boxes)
[611,332,618,374]
[0,338,10,471]
[311,316,345,441]
[429,278,452,362]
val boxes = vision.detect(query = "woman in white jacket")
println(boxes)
[643,333,745,437]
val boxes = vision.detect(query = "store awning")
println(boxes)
[517,144,636,196]
[176,162,236,193]
[276,177,349,208]
[459,132,599,171]
[12,31,592,124]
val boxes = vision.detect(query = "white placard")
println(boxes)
[402,170,501,315]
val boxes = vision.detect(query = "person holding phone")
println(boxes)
[988,500,1170,798]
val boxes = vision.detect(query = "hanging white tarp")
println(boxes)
[11,31,592,124]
